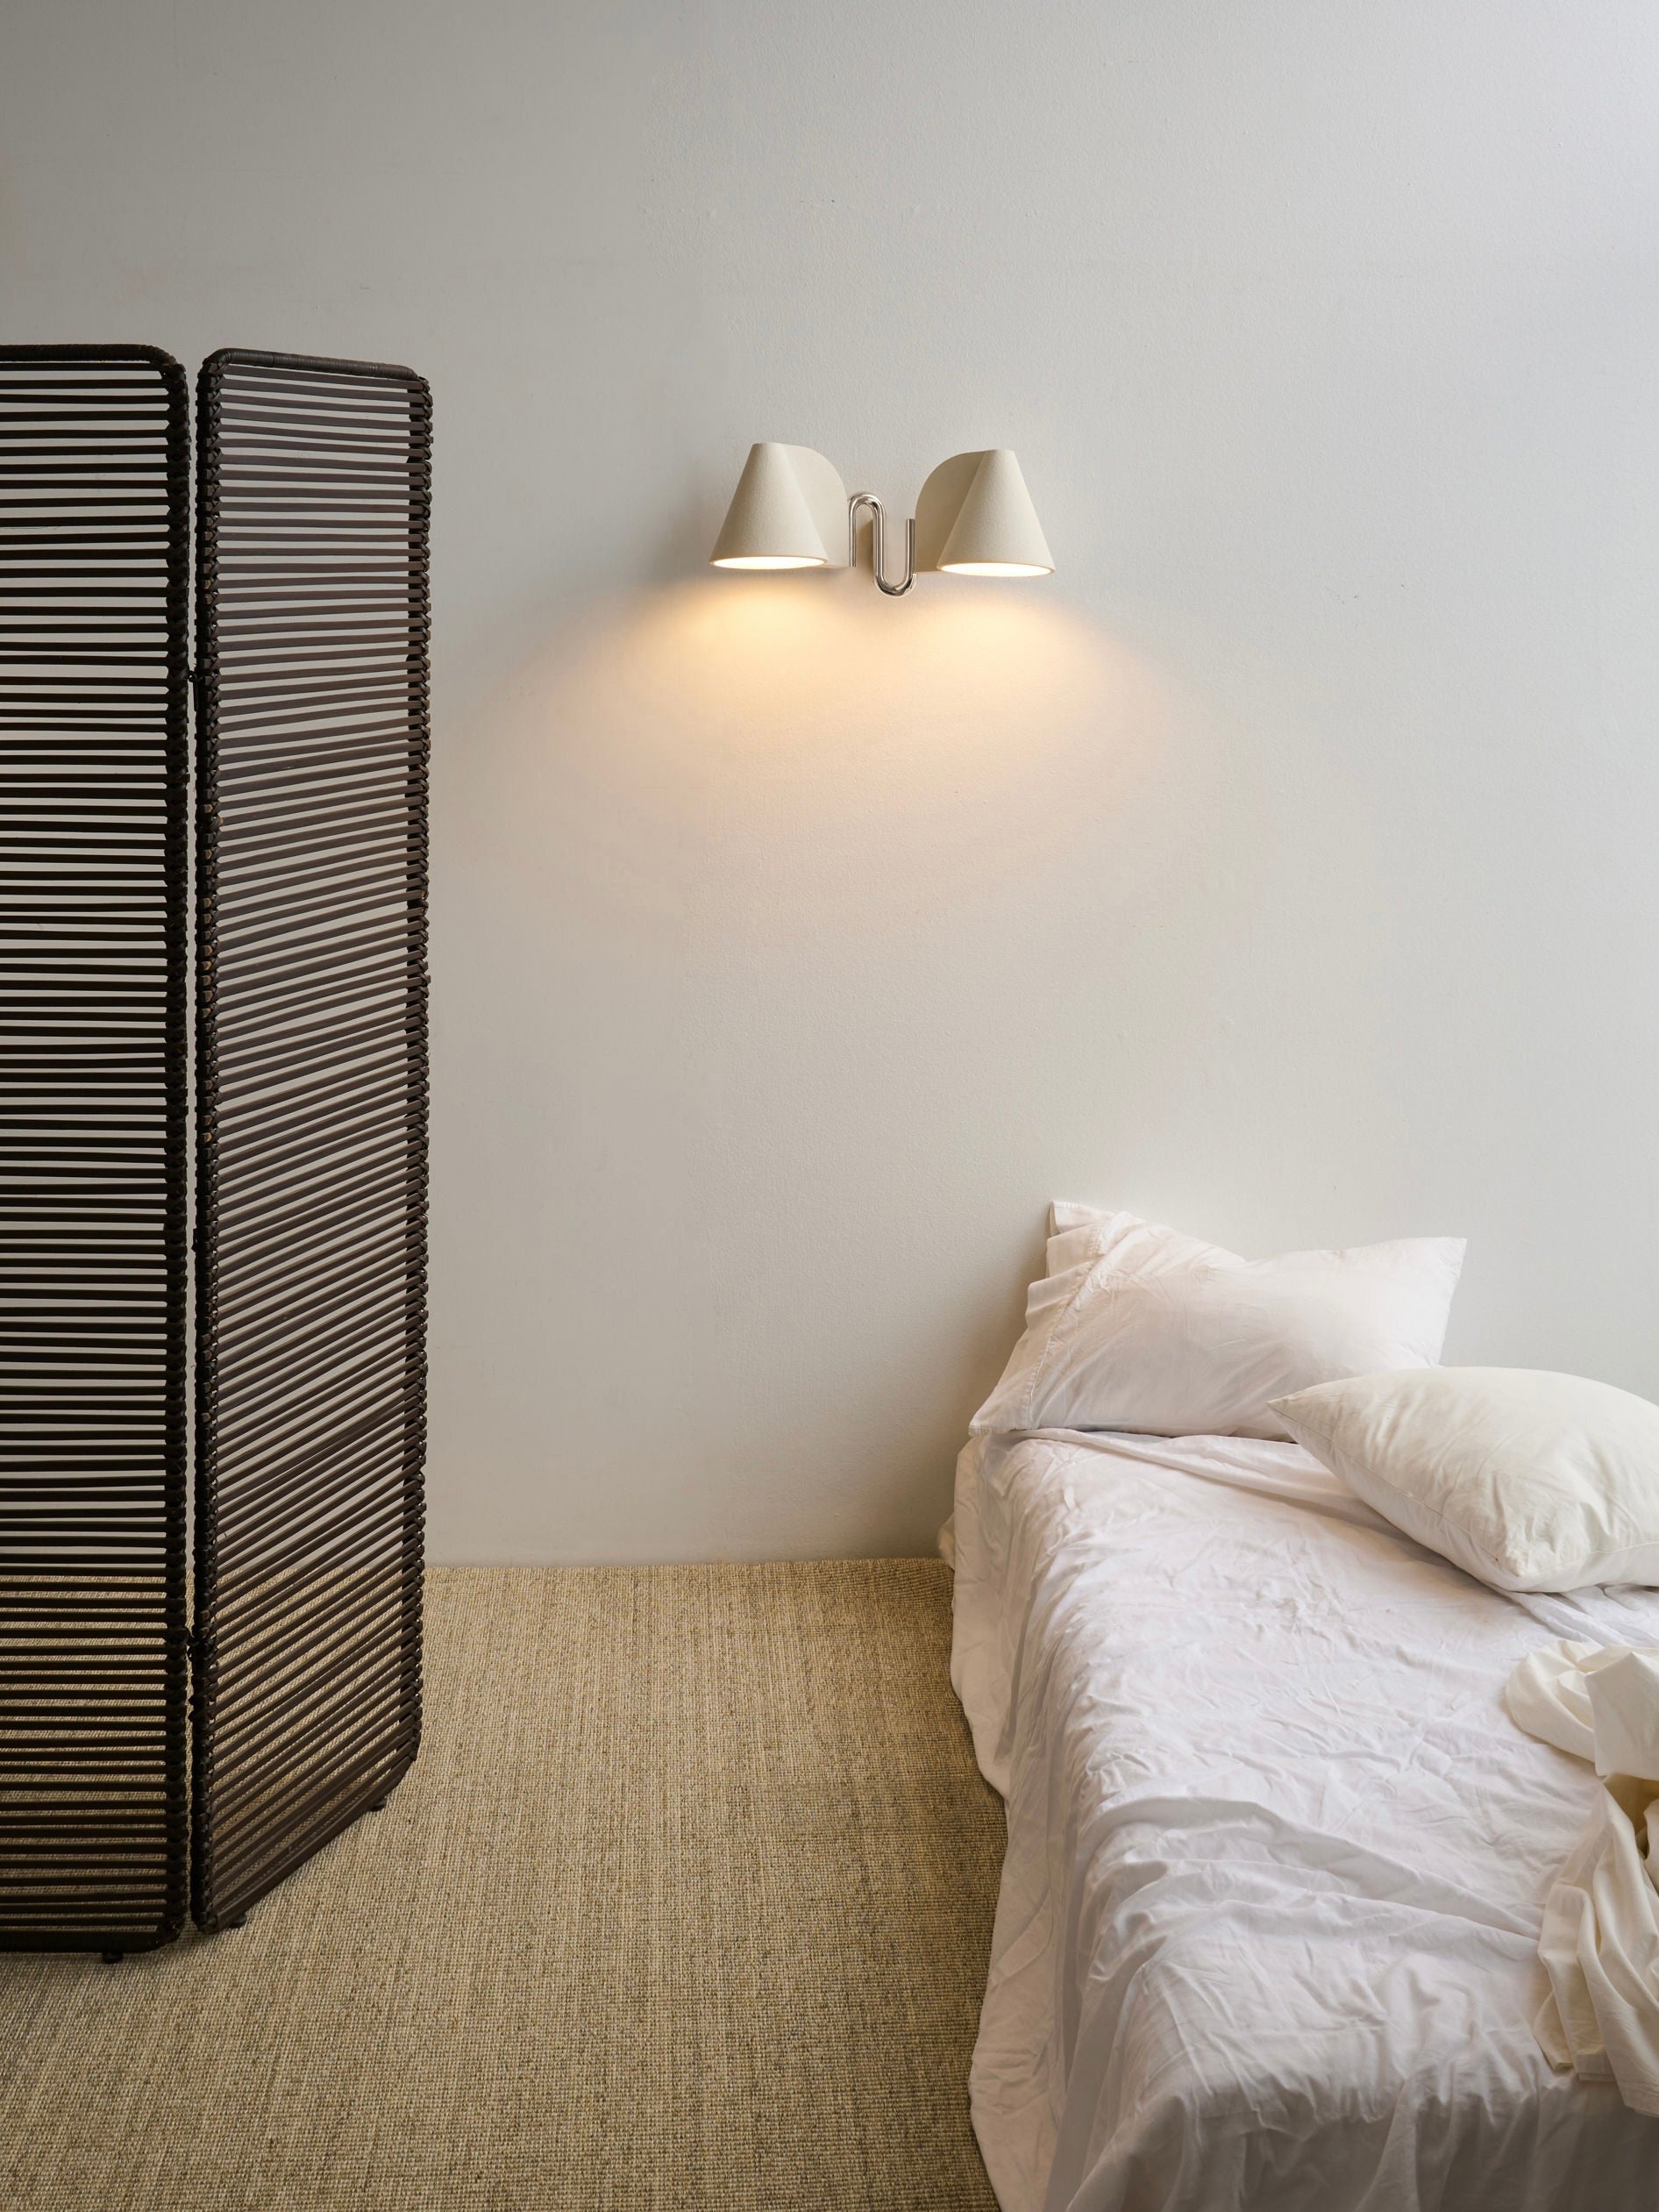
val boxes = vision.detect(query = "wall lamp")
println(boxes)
[710,444,1053,596]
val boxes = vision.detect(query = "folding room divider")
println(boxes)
[0,343,431,1955]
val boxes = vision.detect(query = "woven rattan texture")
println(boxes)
[0,1562,1003,2211]
[0,346,190,1952]
[192,351,431,1930]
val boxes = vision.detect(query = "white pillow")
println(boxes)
[1271,1367,1659,1592]
[972,1209,1464,1440]
[1043,1199,1111,1277]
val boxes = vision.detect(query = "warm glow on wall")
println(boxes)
[465,577,1160,953]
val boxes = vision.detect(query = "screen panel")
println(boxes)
[193,350,429,1930]
[0,345,189,1952]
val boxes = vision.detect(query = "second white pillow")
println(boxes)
[972,1208,1464,1440]
[1271,1366,1659,1591]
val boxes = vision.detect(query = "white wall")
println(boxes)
[6,3,1659,1561]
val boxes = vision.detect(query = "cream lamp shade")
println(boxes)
[913,449,1053,577]
[709,443,851,569]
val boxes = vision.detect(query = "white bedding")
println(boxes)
[951,1429,1659,2211]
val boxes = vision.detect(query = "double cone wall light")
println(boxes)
[710,444,1053,596]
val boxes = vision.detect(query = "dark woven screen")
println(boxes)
[192,351,430,1930]
[0,346,190,1952]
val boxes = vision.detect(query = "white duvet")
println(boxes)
[950,1429,1659,2211]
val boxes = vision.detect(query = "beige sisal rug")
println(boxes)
[0,1561,1004,2209]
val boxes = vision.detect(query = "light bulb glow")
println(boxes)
[711,553,827,570]
[940,560,1052,578]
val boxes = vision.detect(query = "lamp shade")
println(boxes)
[914,449,1053,577]
[710,443,850,569]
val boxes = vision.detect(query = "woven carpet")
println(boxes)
[0,1561,1005,2210]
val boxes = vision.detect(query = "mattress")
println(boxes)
[950,1429,1659,2212]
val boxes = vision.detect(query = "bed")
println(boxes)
[950,1426,1659,2211]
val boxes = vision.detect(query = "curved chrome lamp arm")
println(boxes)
[847,492,915,596]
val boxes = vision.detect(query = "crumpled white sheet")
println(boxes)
[1505,1641,1659,2113]
[951,1428,1659,2211]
